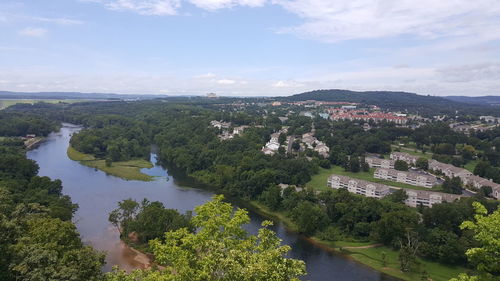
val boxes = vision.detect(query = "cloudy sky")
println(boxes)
[1,0,500,96]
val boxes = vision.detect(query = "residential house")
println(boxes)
[365,157,395,169]
[390,152,419,165]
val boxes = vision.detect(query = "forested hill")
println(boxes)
[444,95,500,106]
[282,89,500,117]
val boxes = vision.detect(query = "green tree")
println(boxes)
[442,177,463,195]
[394,160,409,171]
[416,157,428,170]
[106,195,306,281]
[11,217,105,281]
[291,201,329,235]
[450,202,500,281]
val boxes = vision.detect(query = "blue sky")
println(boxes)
[1,0,500,96]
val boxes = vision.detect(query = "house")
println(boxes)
[428,160,472,182]
[405,190,462,208]
[365,157,395,169]
[210,120,231,129]
[314,142,330,158]
[327,175,391,199]
[390,152,419,165]
[327,174,464,207]
[465,175,500,199]
[232,125,249,135]
[374,168,438,188]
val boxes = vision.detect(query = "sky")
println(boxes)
[1,0,500,96]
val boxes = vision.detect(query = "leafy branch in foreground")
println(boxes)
[106,195,306,281]
[450,202,500,281]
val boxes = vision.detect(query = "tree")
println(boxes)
[347,157,360,173]
[479,186,493,198]
[450,202,500,281]
[385,189,408,204]
[106,195,306,281]
[11,217,105,281]
[108,198,139,235]
[394,160,409,171]
[442,177,463,195]
[398,231,420,272]
[291,201,329,235]
[416,157,428,170]
[259,185,282,211]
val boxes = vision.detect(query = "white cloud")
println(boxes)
[107,0,181,15]
[32,17,84,25]
[195,73,216,78]
[18,27,48,37]
[216,79,236,84]
[273,80,304,88]
[188,0,266,10]
[273,0,500,42]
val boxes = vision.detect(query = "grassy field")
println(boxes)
[0,99,86,110]
[337,244,466,281]
[390,144,433,159]
[307,166,443,192]
[67,146,154,181]
[464,160,479,173]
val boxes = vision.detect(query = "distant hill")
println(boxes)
[0,91,168,100]
[444,96,500,106]
[282,89,500,117]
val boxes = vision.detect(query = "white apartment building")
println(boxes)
[327,174,463,207]
[404,190,462,208]
[365,157,395,169]
[390,152,419,165]
[374,168,438,188]
[327,175,391,199]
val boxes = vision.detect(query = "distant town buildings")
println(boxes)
[206,93,217,98]
[329,109,407,124]
[374,168,438,188]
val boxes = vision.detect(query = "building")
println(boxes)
[327,175,391,199]
[480,116,500,123]
[465,175,500,199]
[390,152,419,165]
[428,160,472,182]
[261,132,282,155]
[206,93,217,98]
[365,157,395,169]
[210,120,231,129]
[330,109,407,124]
[374,168,438,188]
[327,174,463,207]
[405,190,462,208]
[232,125,249,135]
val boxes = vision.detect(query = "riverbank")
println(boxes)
[67,146,154,181]
[247,201,466,281]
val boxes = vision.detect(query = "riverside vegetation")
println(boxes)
[3,99,500,281]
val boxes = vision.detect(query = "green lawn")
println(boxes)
[464,160,479,173]
[0,99,87,110]
[67,146,154,181]
[390,144,433,159]
[344,246,466,281]
[307,166,443,192]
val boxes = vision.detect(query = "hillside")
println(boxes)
[444,96,500,106]
[282,89,500,117]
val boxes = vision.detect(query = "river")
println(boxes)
[27,125,398,281]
